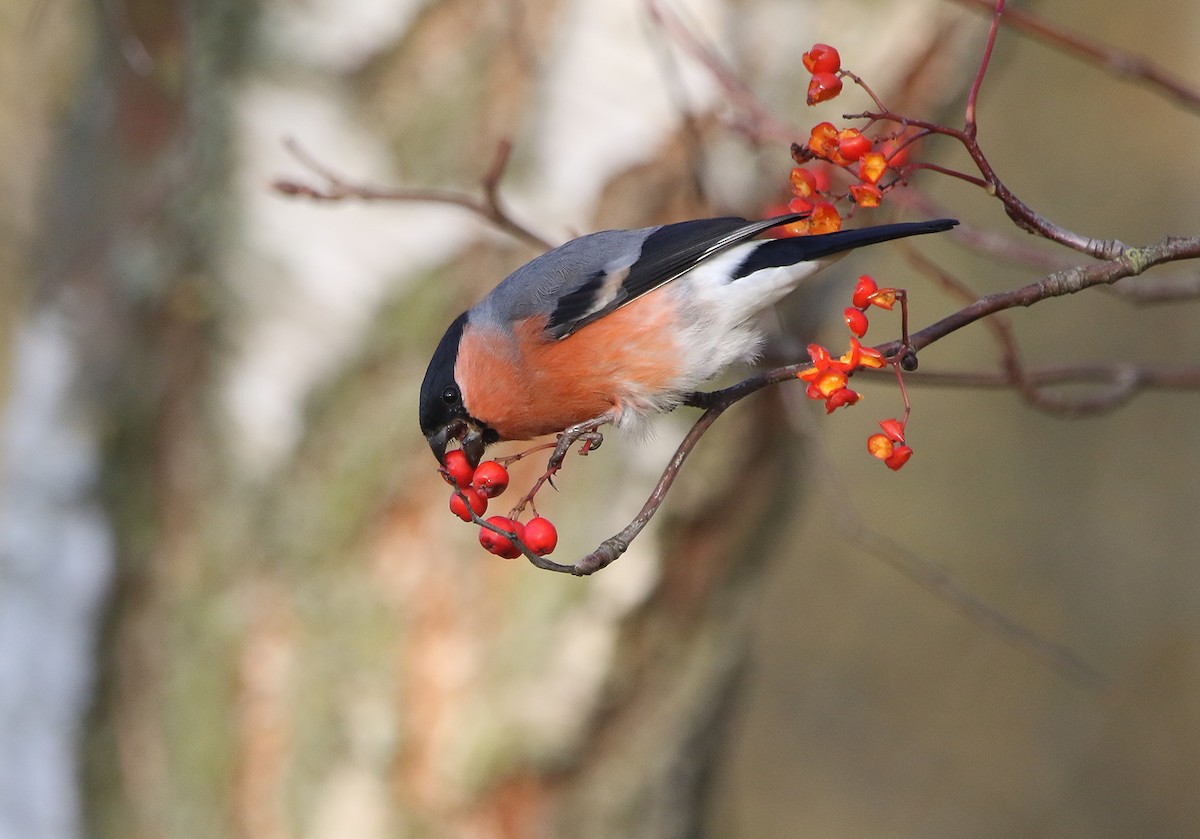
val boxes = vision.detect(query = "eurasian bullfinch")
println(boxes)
[420,213,957,466]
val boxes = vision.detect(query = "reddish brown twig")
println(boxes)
[274,138,554,251]
[562,233,1200,574]
[963,0,1006,137]
[868,363,1200,416]
[900,243,1200,415]
[950,0,1200,115]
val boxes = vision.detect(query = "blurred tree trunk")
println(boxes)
[3,2,979,838]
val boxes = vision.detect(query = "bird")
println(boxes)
[420,212,957,467]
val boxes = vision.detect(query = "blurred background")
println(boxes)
[2,0,1199,837]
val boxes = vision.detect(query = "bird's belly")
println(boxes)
[474,289,687,441]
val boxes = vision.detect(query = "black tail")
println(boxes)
[733,218,958,278]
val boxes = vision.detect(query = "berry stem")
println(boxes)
[893,361,913,426]
[899,162,989,189]
[838,68,889,112]
[965,0,1006,138]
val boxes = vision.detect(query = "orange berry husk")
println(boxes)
[878,418,906,443]
[790,167,818,199]
[858,151,889,185]
[808,201,842,234]
[868,288,897,310]
[825,387,860,413]
[836,337,867,371]
[867,433,895,460]
[852,275,879,309]
[857,347,887,369]
[884,445,914,471]
[807,343,833,367]
[807,122,840,159]
[806,72,843,106]
[811,369,848,398]
[850,183,883,208]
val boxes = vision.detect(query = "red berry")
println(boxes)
[449,487,487,521]
[852,275,878,309]
[806,72,843,106]
[471,460,509,498]
[522,517,558,556]
[480,516,525,559]
[443,450,474,488]
[884,444,913,471]
[802,43,841,75]
[843,307,869,338]
[836,130,872,162]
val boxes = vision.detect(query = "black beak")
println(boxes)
[426,419,487,468]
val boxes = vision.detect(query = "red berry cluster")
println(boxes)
[843,274,897,339]
[802,43,843,105]
[794,123,892,220]
[867,418,913,471]
[797,337,884,413]
[798,274,915,471]
[772,43,917,237]
[441,450,558,558]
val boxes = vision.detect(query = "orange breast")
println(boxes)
[456,288,683,440]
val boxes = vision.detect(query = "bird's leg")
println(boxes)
[549,416,607,467]
[495,440,557,468]
[682,390,718,409]
[509,416,608,518]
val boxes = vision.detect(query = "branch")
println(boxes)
[273,138,554,251]
[853,111,1126,258]
[558,234,1200,574]
[963,0,1005,137]
[860,363,1200,417]
[887,235,1200,355]
[950,0,1200,115]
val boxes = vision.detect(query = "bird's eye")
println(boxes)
[442,385,460,405]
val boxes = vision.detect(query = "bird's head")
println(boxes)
[419,312,497,468]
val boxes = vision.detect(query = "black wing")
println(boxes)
[546,214,806,339]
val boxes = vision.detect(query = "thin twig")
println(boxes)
[864,363,1200,416]
[889,236,1200,354]
[964,0,1005,137]
[561,234,1200,573]
[950,0,1200,115]
[274,138,554,251]
[849,111,1126,258]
